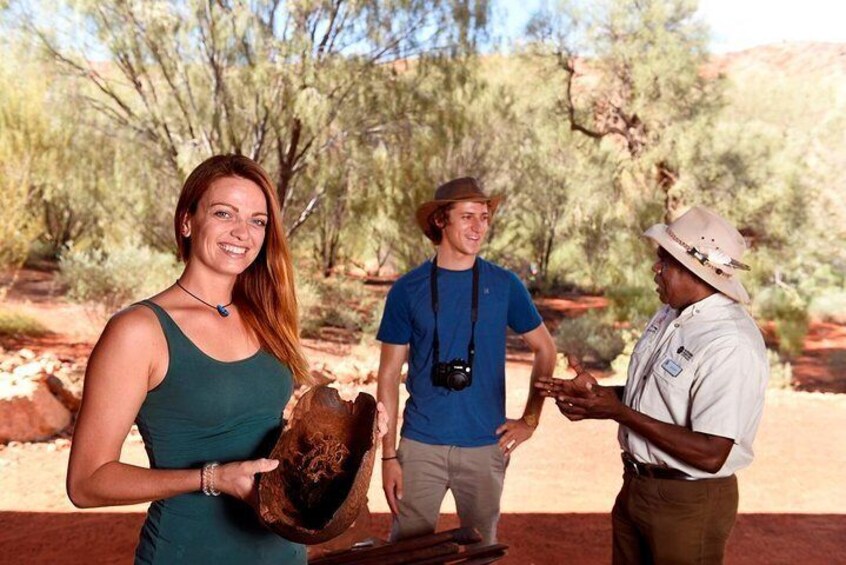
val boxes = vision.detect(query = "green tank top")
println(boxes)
[133,300,305,564]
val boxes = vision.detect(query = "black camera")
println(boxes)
[432,359,473,391]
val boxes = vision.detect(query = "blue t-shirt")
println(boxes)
[377,257,542,447]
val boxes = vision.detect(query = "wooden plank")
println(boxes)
[311,528,481,565]
[454,554,508,565]
[378,542,461,565]
[411,544,509,565]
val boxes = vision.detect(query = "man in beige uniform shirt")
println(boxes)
[540,206,769,564]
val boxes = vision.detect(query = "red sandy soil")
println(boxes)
[1,267,845,564]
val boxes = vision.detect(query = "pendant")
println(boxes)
[216,305,230,317]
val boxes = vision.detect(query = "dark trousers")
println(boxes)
[612,471,739,565]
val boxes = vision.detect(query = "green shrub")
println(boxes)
[316,277,369,333]
[0,180,37,270]
[605,285,657,327]
[753,285,809,358]
[609,328,642,379]
[766,348,793,390]
[296,274,380,338]
[0,309,49,338]
[296,272,323,338]
[797,264,846,298]
[60,242,182,317]
[555,310,625,369]
[360,299,386,341]
[808,291,846,324]
[322,306,367,331]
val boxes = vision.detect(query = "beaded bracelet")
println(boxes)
[202,462,221,496]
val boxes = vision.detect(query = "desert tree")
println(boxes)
[527,0,719,224]
[350,58,525,273]
[25,0,492,244]
[481,54,616,288]
[523,0,803,293]
[0,53,43,274]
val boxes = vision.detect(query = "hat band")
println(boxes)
[665,228,750,279]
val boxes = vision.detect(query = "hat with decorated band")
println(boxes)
[644,206,751,304]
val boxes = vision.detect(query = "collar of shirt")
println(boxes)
[633,292,738,381]
[675,292,736,324]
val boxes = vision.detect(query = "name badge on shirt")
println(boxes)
[661,358,683,377]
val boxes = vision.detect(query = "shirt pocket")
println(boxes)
[647,361,693,426]
[651,354,693,394]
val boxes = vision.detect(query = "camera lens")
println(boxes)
[447,370,470,391]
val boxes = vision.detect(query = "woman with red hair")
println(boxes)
[67,155,311,563]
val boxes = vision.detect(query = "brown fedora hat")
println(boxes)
[415,177,503,242]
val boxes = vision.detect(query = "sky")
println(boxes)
[498,0,846,53]
[8,1,845,57]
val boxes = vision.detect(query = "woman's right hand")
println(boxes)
[214,458,280,507]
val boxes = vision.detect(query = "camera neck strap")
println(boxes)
[430,255,479,369]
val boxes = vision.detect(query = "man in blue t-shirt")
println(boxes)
[376,177,556,545]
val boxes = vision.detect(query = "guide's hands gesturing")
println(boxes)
[536,354,597,421]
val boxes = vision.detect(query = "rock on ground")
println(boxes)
[0,376,71,442]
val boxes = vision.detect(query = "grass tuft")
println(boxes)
[0,309,49,338]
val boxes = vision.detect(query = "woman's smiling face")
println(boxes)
[182,175,269,276]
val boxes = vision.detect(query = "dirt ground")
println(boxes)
[1,267,845,564]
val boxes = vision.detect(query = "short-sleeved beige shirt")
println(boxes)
[619,293,769,479]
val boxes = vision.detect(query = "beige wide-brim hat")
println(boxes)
[644,206,751,304]
[415,177,503,242]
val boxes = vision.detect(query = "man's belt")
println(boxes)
[621,452,697,481]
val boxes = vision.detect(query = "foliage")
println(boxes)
[555,310,625,369]
[808,291,846,325]
[0,309,49,338]
[700,48,845,309]
[610,327,642,379]
[0,46,46,269]
[0,32,148,268]
[340,56,524,274]
[483,54,617,286]
[296,271,323,338]
[0,0,842,338]
[297,275,380,338]
[519,0,717,294]
[59,242,182,318]
[360,298,386,341]
[29,0,492,245]
[753,285,809,358]
[527,0,714,218]
[521,0,827,308]
[605,285,658,328]
[766,348,793,390]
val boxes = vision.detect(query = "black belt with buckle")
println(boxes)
[621,453,696,481]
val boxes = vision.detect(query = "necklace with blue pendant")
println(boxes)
[175,280,233,317]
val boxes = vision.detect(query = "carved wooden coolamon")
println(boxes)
[258,386,377,544]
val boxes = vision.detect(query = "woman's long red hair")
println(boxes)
[174,155,311,386]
